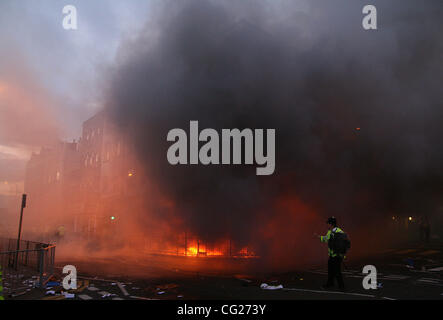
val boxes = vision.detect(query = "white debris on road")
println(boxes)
[260,283,283,290]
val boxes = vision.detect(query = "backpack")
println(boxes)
[328,229,351,255]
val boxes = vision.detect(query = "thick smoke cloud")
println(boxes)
[106,0,443,253]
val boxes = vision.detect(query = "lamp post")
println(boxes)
[14,194,27,270]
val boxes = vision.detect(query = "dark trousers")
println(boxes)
[326,256,344,289]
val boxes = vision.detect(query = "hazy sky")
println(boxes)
[0,0,154,194]
[0,0,311,195]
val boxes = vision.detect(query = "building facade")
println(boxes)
[24,111,142,243]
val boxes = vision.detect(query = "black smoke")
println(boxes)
[106,0,443,249]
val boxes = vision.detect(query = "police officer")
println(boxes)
[315,216,345,291]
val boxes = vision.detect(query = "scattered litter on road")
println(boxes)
[47,281,60,287]
[177,295,184,298]
[78,294,93,300]
[63,292,75,299]
[98,291,110,295]
[87,286,100,291]
[157,291,165,295]
[377,283,383,289]
[404,258,415,268]
[98,291,116,298]
[46,290,56,295]
[260,283,283,290]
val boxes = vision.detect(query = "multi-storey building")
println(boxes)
[24,141,82,240]
[24,110,143,242]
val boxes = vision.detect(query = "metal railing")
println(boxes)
[0,238,56,297]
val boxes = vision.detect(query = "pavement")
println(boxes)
[5,242,443,300]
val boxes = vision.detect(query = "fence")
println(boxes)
[0,238,56,297]
[143,233,258,258]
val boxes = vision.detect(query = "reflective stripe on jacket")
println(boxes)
[320,227,344,257]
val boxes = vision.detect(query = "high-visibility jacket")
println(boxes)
[320,227,344,258]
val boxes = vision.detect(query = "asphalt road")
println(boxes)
[8,243,443,300]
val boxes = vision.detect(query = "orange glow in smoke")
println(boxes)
[185,246,223,257]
